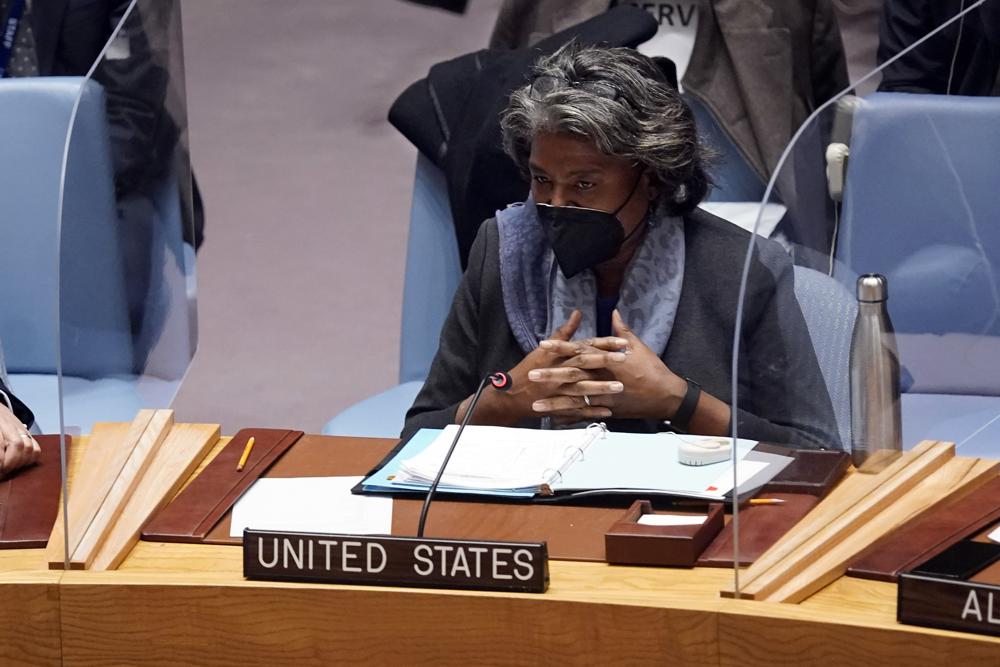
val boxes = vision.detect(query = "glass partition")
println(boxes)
[0,65,79,575]
[725,1,998,596]
[57,0,196,435]
[56,0,196,566]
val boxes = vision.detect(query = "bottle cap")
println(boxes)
[857,274,888,303]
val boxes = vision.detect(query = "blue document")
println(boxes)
[553,431,757,496]
[359,427,788,501]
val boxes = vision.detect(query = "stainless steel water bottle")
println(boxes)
[850,274,902,472]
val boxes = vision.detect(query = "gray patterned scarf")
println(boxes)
[496,196,685,356]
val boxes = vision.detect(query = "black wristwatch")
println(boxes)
[666,378,701,433]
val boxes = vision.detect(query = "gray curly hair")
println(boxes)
[500,43,712,215]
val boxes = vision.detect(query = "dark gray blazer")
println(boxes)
[403,209,840,449]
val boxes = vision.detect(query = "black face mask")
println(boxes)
[535,175,645,279]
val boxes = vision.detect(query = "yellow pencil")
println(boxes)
[236,436,255,472]
[748,498,785,506]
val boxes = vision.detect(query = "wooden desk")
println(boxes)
[4,434,1000,666]
[0,555,61,666]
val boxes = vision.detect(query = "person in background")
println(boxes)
[389,4,657,270]
[878,0,1000,96]
[488,0,848,190]
[831,0,885,95]
[1,0,205,249]
[402,44,840,450]
[2,0,204,369]
[491,0,849,268]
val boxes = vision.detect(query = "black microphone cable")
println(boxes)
[947,0,968,95]
[415,371,512,538]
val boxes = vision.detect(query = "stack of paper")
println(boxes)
[394,424,602,491]
[370,426,791,501]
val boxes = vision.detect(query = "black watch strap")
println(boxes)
[668,378,701,433]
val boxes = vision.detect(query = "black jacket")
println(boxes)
[388,5,658,268]
[403,208,841,450]
[399,0,469,12]
[29,0,204,248]
[0,379,34,428]
[879,0,1000,96]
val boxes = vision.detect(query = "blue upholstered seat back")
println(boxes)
[0,77,132,378]
[836,92,1000,395]
[324,155,460,437]
[399,154,462,383]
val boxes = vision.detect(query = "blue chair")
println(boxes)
[835,92,1000,457]
[685,94,766,203]
[0,77,185,433]
[323,154,461,437]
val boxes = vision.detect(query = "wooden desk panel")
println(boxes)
[0,462,63,665]
[719,612,1000,666]
[58,568,719,666]
[0,571,62,667]
[57,548,1000,667]
[5,432,1000,666]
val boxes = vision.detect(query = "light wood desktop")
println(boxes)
[1,433,999,666]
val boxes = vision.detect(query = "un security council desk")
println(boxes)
[2,420,1000,666]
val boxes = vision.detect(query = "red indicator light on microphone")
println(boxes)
[489,372,512,391]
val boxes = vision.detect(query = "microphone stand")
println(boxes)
[416,372,510,538]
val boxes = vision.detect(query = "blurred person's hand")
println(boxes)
[0,404,40,478]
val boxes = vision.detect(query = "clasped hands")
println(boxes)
[474,309,687,426]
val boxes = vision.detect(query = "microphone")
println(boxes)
[416,371,512,538]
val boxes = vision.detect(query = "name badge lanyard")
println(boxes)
[0,0,28,78]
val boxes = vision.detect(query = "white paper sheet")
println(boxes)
[704,461,769,496]
[989,525,1000,544]
[698,202,786,238]
[230,476,392,538]
[637,514,708,527]
[396,424,600,490]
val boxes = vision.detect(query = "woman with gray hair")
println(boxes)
[402,44,839,449]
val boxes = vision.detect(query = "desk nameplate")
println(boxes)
[898,573,1000,638]
[243,530,549,593]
